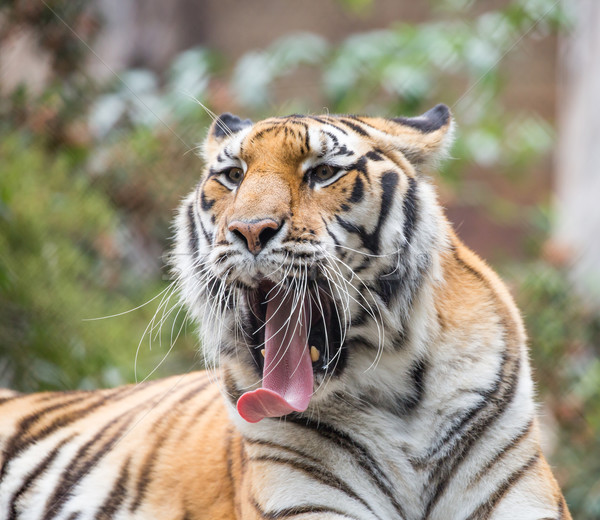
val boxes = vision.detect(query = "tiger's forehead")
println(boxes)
[219,115,367,168]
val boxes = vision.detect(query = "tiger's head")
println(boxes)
[172,106,454,423]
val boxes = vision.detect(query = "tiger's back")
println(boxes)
[0,372,241,519]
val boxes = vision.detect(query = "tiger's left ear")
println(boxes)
[364,104,454,168]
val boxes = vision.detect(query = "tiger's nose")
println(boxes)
[228,219,282,255]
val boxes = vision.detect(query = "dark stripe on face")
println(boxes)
[7,436,74,520]
[346,156,369,183]
[197,215,213,246]
[307,116,348,135]
[251,125,282,142]
[402,177,419,245]
[95,458,131,519]
[335,171,398,254]
[323,130,339,148]
[366,150,384,161]
[285,416,407,519]
[365,170,398,253]
[187,203,200,255]
[332,144,354,157]
[300,121,310,153]
[322,218,341,247]
[200,190,215,212]
[349,175,364,203]
[464,451,540,520]
[338,118,370,137]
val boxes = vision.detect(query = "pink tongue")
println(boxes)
[237,289,313,423]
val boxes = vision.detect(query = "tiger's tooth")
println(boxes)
[310,346,320,362]
[261,349,265,357]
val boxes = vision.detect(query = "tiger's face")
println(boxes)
[172,106,453,423]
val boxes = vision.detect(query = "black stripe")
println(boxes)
[338,118,370,137]
[558,495,567,520]
[366,150,384,161]
[420,351,518,459]
[422,347,521,518]
[346,156,369,182]
[252,499,359,520]
[0,393,94,484]
[453,250,488,286]
[334,171,397,255]
[130,379,214,511]
[403,358,427,412]
[95,458,131,519]
[285,416,407,519]
[307,116,348,135]
[251,454,380,519]
[322,130,339,148]
[187,202,200,254]
[402,176,419,245]
[349,175,364,203]
[251,125,282,142]
[39,377,203,519]
[322,218,341,248]
[471,419,533,483]
[0,392,21,406]
[367,170,398,254]
[42,413,138,519]
[197,214,213,246]
[7,436,74,520]
[200,190,215,212]
[465,451,540,520]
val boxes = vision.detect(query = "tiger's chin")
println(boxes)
[220,278,344,423]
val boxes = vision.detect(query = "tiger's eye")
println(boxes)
[314,165,337,182]
[226,167,244,184]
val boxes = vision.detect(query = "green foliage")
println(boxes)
[0,132,198,391]
[510,262,600,519]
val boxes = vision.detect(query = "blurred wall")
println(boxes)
[555,0,600,303]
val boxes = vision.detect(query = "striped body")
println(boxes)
[0,106,571,519]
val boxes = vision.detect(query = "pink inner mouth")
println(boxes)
[236,287,313,423]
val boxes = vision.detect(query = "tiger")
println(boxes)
[0,105,571,520]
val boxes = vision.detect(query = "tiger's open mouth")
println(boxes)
[237,279,341,422]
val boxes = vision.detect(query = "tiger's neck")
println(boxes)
[228,237,538,518]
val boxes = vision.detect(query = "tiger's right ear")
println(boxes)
[203,113,253,159]
[210,113,254,139]
[204,112,254,153]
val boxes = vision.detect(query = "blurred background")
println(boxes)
[0,0,599,515]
